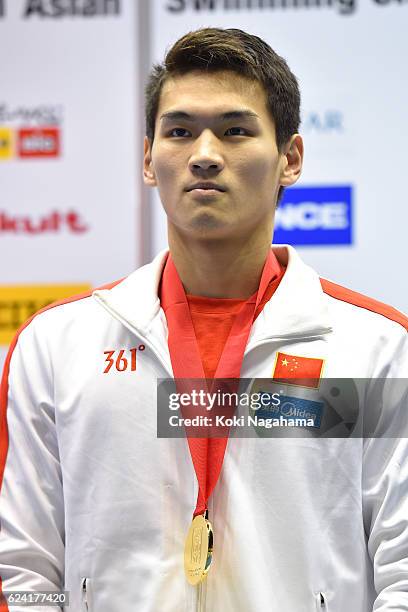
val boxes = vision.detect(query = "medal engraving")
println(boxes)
[184,515,213,585]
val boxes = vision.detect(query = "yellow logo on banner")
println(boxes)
[0,127,13,160]
[0,284,91,346]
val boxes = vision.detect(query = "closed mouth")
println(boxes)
[187,183,225,192]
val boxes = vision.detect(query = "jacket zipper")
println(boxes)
[197,583,202,612]
[196,581,207,612]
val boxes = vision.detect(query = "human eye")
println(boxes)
[168,127,191,137]
[225,127,248,136]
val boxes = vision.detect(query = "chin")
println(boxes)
[182,215,232,240]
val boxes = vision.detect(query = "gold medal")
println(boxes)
[184,514,214,585]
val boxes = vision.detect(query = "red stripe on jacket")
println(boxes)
[320,278,408,332]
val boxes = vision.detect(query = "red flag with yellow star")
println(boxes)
[272,352,324,388]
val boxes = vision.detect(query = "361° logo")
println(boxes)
[103,346,145,373]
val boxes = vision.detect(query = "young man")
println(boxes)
[1,28,407,612]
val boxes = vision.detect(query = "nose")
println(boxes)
[188,130,224,175]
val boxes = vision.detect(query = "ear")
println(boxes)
[143,136,157,187]
[279,134,304,187]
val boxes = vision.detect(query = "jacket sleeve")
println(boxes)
[363,335,408,611]
[0,317,65,612]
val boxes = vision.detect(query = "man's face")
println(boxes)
[144,70,300,242]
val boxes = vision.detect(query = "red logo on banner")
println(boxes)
[0,211,89,234]
[17,127,60,158]
[273,352,324,388]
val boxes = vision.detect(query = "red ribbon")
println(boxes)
[161,251,278,517]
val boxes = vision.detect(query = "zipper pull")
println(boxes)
[320,592,326,607]
[82,578,88,610]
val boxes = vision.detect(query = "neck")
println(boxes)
[168,227,273,299]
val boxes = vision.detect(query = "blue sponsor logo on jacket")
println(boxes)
[256,394,323,428]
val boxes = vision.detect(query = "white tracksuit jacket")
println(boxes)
[0,245,407,612]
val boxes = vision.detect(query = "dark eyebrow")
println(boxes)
[160,110,259,122]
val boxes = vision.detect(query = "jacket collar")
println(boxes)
[247,245,332,345]
[93,245,332,342]
[93,249,167,335]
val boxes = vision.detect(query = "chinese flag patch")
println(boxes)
[273,352,324,388]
